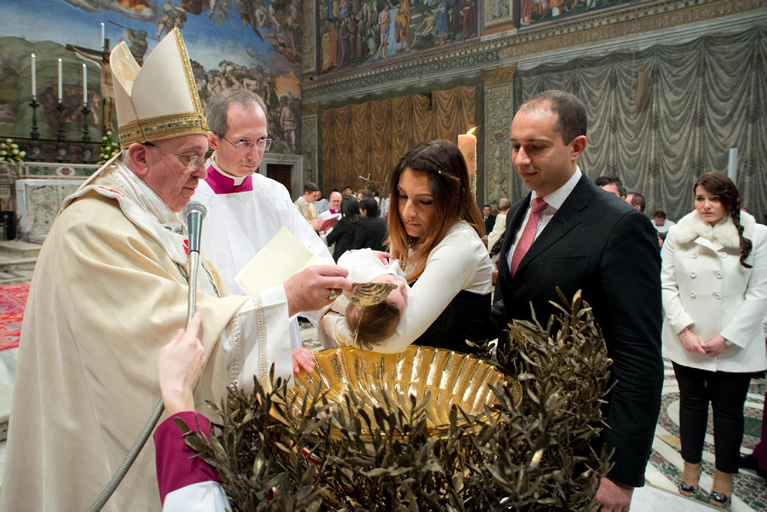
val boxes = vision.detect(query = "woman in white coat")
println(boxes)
[662,172,767,508]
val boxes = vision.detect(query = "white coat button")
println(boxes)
[715,272,723,279]
[719,252,727,258]
[713,293,721,300]
[692,253,698,258]
[690,292,696,298]
[690,272,696,278]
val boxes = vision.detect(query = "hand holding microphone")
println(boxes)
[157,312,205,415]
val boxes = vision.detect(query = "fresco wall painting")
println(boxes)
[0,0,302,154]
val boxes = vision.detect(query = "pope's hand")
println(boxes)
[157,312,205,416]
[284,264,352,317]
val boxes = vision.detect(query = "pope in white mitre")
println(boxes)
[0,29,351,512]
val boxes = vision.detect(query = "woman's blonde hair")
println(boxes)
[386,140,484,281]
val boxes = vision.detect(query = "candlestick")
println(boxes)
[101,23,105,52]
[82,64,88,106]
[28,97,44,161]
[81,104,93,163]
[56,102,69,162]
[57,58,63,103]
[458,127,477,194]
[30,53,37,99]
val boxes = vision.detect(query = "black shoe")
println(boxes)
[739,453,759,471]
[678,480,697,496]
[710,491,731,508]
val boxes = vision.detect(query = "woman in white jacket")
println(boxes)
[662,172,767,508]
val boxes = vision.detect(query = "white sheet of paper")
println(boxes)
[236,227,328,295]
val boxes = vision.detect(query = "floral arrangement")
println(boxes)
[179,292,613,511]
[0,139,26,167]
[99,130,120,163]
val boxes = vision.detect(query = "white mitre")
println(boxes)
[110,27,207,146]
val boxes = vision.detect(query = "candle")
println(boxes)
[101,23,105,51]
[82,64,88,106]
[57,58,63,103]
[458,128,477,194]
[30,53,37,99]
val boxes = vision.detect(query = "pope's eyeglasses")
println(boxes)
[144,142,206,171]
[218,134,273,153]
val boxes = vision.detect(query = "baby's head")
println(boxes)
[345,273,407,349]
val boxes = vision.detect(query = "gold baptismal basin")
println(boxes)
[288,345,522,436]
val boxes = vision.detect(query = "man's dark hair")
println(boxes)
[359,197,379,217]
[303,182,319,194]
[653,210,667,220]
[520,90,587,144]
[359,189,374,200]
[628,192,645,212]
[594,175,626,197]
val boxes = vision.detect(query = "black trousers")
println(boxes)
[672,362,752,473]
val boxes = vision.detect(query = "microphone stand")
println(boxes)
[88,203,207,512]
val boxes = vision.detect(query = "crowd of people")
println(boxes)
[2,29,765,512]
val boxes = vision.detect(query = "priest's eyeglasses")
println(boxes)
[218,135,273,153]
[144,142,206,171]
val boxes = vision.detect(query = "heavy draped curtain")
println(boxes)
[320,85,476,193]
[512,26,767,222]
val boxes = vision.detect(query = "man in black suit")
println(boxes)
[491,90,663,511]
[482,204,496,235]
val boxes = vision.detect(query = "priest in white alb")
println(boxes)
[0,29,350,512]
[192,88,333,348]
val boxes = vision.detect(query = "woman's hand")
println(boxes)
[292,348,316,374]
[372,251,392,264]
[703,334,728,357]
[678,328,707,355]
[157,312,205,416]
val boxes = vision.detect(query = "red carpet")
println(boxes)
[0,282,30,351]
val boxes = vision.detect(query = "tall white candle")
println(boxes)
[458,127,478,194]
[82,64,88,106]
[101,22,105,51]
[57,58,63,103]
[727,148,738,183]
[30,53,37,99]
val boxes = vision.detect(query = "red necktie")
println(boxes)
[510,198,548,277]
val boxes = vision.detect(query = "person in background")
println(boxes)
[626,191,646,212]
[487,197,511,260]
[326,195,362,261]
[322,140,493,354]
[342,185,354,196]
[294,181,321,225]
[328,189,343,214]
[354,197,388,251]
[482,204,496,237]
[739,313,767,481]
[358,188,374,203]
[595,174,627,199]
[662,172,767,508]
[654,209,676,233]
[315,191,330,214]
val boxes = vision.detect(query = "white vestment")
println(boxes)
[0,158,292,511]
[193,158,333,348]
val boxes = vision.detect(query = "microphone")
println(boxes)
[183,201,207,254]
